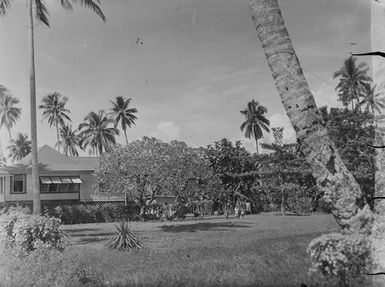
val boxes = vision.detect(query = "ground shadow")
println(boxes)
[159,222,252,233]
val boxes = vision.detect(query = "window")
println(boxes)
[11,174,26,193]
[39,176,81,193]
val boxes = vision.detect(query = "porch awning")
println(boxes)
[50,177,62,184]
[70,177,82,183]
[60,177,72,183]
[40,177,52,184]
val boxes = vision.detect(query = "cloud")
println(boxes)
[149,121,181,141]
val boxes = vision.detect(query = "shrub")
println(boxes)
[108,221,142,251]
[307,233,372,287]
[0,211,65,255]
[317,198,332,213]
[189,200,213,216]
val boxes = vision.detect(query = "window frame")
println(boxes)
[39,176,81,194]
[10,174,26,194]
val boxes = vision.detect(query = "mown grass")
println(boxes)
[2,213,356,287]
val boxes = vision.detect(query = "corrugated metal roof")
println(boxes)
[0,145,98,174]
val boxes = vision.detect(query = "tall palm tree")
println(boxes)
[0,0,106,215]
[78,110,119,156]
[333,57,372,110]
[7,133,32,162]
[110,96,138,144]
[240,100,270,154]
[57,124,80,157]
[39,92,71,152]
[357,83,385,115]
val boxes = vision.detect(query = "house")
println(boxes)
[0,145,110,204]
[0,145,176,206]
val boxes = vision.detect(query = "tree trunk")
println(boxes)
[124,129,128,145]
[249,0,372,233]
[370,1,385,285]
[0,137,4,166]
[28,0,40,215]
[255,138,259,154]
[7,127,13,163]
[56,122,60,153]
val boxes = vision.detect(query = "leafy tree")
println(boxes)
[95,137,219,217]
[259,143,317,215]
[78,110,119,156]
[240,100,270,154]
[57,125,80,157]
[39,92,71,153]
[110,96,138,144]
[206,138,258,210]
[0,0,106,215]
[7,133,32,162]
[333,56,371,110]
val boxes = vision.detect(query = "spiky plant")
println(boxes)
[108,221,142,251]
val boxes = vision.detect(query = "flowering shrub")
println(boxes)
[307,233,372,286]
[0,211,65,254]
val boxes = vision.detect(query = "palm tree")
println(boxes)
[240,100,270,154]
[110,96,138,144]
[333,57,372,110]
[39,92,71,152]
[0,0,106,215]
[357,83,385,115]
[78,110,119,156]
[57,124,80,157]
[250,0,366,234]
[7,133,32,162]
[0,90,21,145]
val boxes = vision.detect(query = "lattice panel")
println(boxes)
[272,127,284,146]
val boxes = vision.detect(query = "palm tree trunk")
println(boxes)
[255,138,259,154]
[28,0,40,215]
[249,0,371,233]
[0,137,4,166]
[124,129,128,145]
[7,128,13,163]
[370,1,385,284]
[56,122,60,152]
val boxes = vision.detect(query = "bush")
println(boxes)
[0,244,105,287]
[317,198,332,213]
[0,211,65,255]
[108,221,142,251]
[189,200,213,216]
[307,233,372,287]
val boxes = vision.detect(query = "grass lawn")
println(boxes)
[59,213,341,287]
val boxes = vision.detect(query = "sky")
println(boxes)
[0,0,371,157]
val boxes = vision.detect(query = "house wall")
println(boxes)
[4,171,98,202]
[0,175,8,202]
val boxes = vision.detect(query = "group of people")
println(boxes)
[224,201,251,219]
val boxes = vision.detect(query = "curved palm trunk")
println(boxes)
[255,138,259,154]
[249,0,371,233]
[28,0,40,215]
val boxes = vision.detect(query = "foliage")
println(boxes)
[96,137,220,216]
[240,99,270,153]
[307,233,372,287]
[0,210,65,254]
[259,143,318,214]
[206,138,257,208]
[188,200,214,216]
[7,132,32,161]
[108,221,142,251]
[78,110,119,156]
[110,95,138,144]
[57,124,80,156]
[320,107,374,208]
[45,203,140,224]
[0,88,21,143]
[333,56,371,110]
[0,245,105,287]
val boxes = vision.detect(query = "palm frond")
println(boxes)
[72,0,106,22]
[34,0,50,27]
